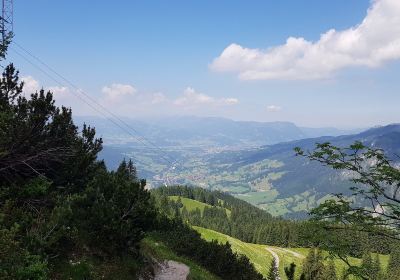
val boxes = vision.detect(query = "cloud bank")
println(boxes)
[211,0,400,80]
[19,77,238,117]
[174,87,239,107]
[266,105,282,112]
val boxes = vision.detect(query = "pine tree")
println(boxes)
[267,258,279,280]
[339,268,350,280]
[176,196,183,208]
[387,247,400,280]
[372,254,383,280]
[127,158,137,180]
[361,253,381,280]
[284,262,296,280]
[302,248,325,280]
[323,260,337,280]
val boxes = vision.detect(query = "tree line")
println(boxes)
[273,247,400,280]
[152,185,395,257]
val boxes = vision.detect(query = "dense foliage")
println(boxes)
[152,185,302,246]
[154,217,264,280]
[296,142,400,278]
[295,141,400,240]
[0,60,158,278]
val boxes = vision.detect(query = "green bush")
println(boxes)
[0,227,48,280]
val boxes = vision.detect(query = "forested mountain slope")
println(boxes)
[152,186,397,280]
[151,186,394,255]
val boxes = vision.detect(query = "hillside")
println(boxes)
[194,226,389,280]
[169,196,231,217]
[153,186,394,260]
[193,226,274,277]
[95,116,359,184]
[100,122,400,217]
[161,124,400,217]
[151,185,398,279]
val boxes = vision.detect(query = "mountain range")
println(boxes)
[80,115,399,218]
[75,116,360,148]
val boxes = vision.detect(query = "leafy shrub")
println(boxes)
[0,227,48,280]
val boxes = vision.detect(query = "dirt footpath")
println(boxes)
[153,260,190,280]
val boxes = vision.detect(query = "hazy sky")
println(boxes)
[7,0,400,128]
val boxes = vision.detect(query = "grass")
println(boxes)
[193,226,389,280]
[141,235,221,280]
[169,196,231,217]
[235,190,279,205]
[193,226,273,276]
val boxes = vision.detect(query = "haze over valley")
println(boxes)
[86,116,399,218]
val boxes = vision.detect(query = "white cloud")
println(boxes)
[101,83,136,102]
[210,0,400,80]
[266,105,282,112]
[223,98,239,105]
[48,86,70,98]
[174,87,239,107]
[151,92,167,104]
[21,76,40,94]
[174,87,212,106]
[21,76,72,100]
[17,78,239,118]
[20,76,89,112]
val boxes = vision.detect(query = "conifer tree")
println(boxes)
[127,158,137,180]
[339,268,350,280]
[387,247,400,280]
[302,248,325,280]
[361,253,381,280]
[323,260,337,280]
[284,262,296,280]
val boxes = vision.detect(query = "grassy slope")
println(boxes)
[141,235,221,280]
[194,226,389,280]
[193,226,273,277]
[169,196,231,217]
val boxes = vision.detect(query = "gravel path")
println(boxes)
[154,260,190,280]
[266,247,281,280]
[279,248,305,259]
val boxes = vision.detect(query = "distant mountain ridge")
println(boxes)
[75,115,360,148]
[202,124,400,216]
[89,115,399,217]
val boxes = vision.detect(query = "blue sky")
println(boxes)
[7,0,400,128]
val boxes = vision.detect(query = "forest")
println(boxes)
[152,185,395,256]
